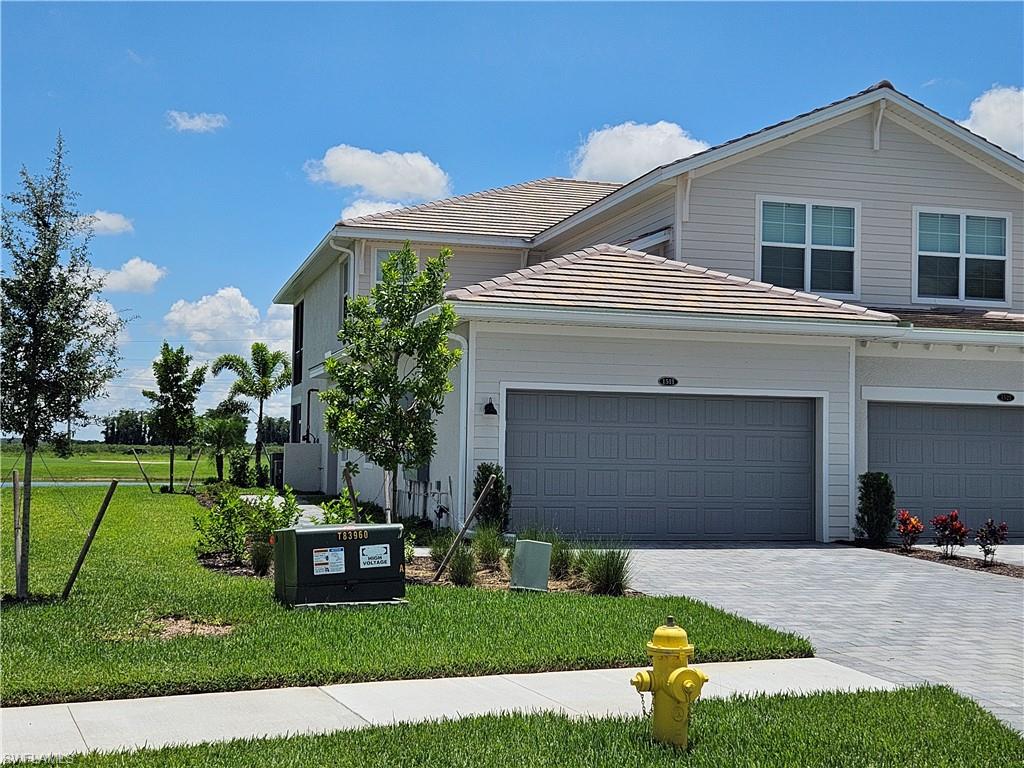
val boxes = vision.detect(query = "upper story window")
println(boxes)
[758,198,858,296]
[374,247,417,285]
[914,208,1010,305]
[291,300,304,385]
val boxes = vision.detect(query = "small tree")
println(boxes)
[197,413,247,481]
[143,342,206,492]
[1,135,125,598]
[321,243,461,522]
[211,343,290,486]
[854,472,896,546]
[473,462,512,530]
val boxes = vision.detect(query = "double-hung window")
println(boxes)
[758,198,857,295]
[914,208,1010,304]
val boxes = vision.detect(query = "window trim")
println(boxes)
[754,194,861,299]
[911,205,1012,308]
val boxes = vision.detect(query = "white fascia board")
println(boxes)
[274,231,342,305]
[446,302,906,340]
[861,385,1024,406]
[899,327,1024,347]
[624,229,672,251]
[333,225,529,249]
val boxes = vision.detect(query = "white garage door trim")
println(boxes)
[496,381,831,541]
[862,385,1024,407]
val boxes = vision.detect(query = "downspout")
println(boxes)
[304,389,320,442]
[873,99,887,151]
[448,331,469,527]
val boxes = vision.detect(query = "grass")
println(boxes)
[19,687,1023,767]
[0,487,811,706]
[1,446,219,483]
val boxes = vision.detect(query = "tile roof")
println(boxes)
[872,307,1024,332]
[337,177,621,239]
[447,244,900,324]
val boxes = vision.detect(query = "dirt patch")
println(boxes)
[875,546,1023,579]
[153,616,233,639]
[198,552,272,579]
[405,556,643,596]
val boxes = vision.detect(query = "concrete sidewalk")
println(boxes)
[2,658,894,761]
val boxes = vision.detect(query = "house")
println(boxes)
[274,81,1024,542]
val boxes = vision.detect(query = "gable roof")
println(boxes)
[336,177,620,239]
[533,81,1024,246]
[447,244,899,324]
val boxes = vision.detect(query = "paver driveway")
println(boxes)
[630,544,1024,729]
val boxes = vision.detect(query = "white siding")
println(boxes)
[854,346,1024,474]
[359,239,524,293]
[679,113,1023,308]
[469,324,855,540]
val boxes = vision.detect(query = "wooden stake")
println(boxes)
[62,480,118,601]
[132,448,155,493]
[184,447,203,494]
[433,473,496,581]
[12,469,22,587]
[343,465,358,516]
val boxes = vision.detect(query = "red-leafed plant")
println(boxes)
[975,518,1009,566]
[896,510,925,552]
[931,509,970,558]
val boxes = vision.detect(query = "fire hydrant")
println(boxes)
[630,616,708,749]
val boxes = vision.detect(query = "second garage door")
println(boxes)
[505,390,815,541]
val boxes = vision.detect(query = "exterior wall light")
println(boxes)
[484,398,498,415]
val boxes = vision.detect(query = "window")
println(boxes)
[758,199,857,294]
[915,209,1009,304]
[292,301,304,385]
[374,247,417,285]
[290,403,302,444]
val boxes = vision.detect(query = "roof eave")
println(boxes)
[332,224,532,249]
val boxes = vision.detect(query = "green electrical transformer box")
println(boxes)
[273,524,405,606]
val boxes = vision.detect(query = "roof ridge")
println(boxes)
[339,177,622,226]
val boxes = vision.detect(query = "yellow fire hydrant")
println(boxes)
[630,615,708,749]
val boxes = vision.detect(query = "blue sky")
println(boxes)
[3,2,1022,438]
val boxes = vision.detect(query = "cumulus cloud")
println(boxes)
[341,199,405,221]
[166,110,229,133]
[163,286,291,357]
[959,85,1024,158]
[571,120,710,182]
[83,209,134,235]
[304,144,451,201]
[98,257,167,293]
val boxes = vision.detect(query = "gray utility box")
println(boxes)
[510,539,551,592]
[273,524,405,606]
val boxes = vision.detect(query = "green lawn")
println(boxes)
[0,487,811,706]
[1,446,219,484]
[20,687,1023,767]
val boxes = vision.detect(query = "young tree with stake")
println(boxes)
[1,136,125,599]
[321,243,461,522]
[143,343,207,492]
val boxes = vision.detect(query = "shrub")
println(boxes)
[194,486,301,569]
[583,548,632,596]
[227,448,254,487]
[975,518,1009,565]
[399,515,436,543]
[249,539,274,576]
[430,530,456,568]
[855,472,896,546]
[321,496,356,525]
[895,509,925,552]
[403,533,415,565]
[473,462,512,530]
[193,487,248,561]
[473,525,504,569]
[931,509,970,558]
[448,546,476,587]
[359,501,386,524]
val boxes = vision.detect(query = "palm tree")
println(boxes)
[211,343,291,485]
[197,414,247,481]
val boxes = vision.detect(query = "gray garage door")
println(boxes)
[868,403,1024,536]
[505,391,815,541]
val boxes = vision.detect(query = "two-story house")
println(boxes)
[274,81,1024,542]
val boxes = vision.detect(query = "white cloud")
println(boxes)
[98,257,167,293]
[166,110,229,133]
[163,286,291,358]
[304,144,451,201]
[83,209,134,235]
[341,199,404,220]
[959,85,1024,158]
[571,120,710,182]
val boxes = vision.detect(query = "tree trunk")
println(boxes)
[255,399,265,486]
[215,453,224,481]
[383,467,397,523]
[169,444,175,493]
[16,446,33,599]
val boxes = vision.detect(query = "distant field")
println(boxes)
[0,447,219,483]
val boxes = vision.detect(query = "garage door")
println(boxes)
[505,391,815,541]
[868,403,1024,536]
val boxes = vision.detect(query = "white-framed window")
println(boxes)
[756,196,859,296]
[912,207,1011,306]
[373,247,419,286]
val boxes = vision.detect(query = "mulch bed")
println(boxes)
[198,552,273,579]
[872,545,1023,579]
[405,556,643,596]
